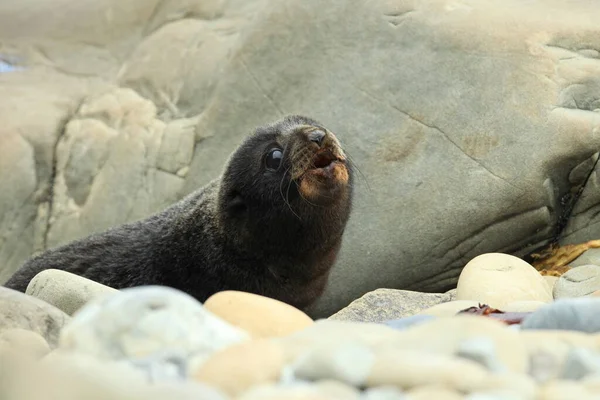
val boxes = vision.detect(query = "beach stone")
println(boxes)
[561,347,600,380]
[6,350,228,400]
[521,298,600,333]
[328,289,455,322]
[416,300,481,317]
[383,315,437,330]
[521,330,596,382]
[405,386,463,400]
[290,341,375,386]
[276,320,401,362]
[194,339,286,396]
[361,386,407,400]
[553,264,600,299]
[26,269,119,316]
[237,382,359,400]
[314,380,363,399]
[0,328,50,360]
[456,253,553,308]
[465,392,531,400]
[59,286,249,375]
[0,286,70,348]
[367,348,489,392]
[378,315,527,374]
[203,290,313,338]
[537,380,595,400]
[544,276,559,292]
[582,375,600,393]
[456,336,508,373]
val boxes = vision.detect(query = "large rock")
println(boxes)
[2,0,600,318]
[328,288,456,322]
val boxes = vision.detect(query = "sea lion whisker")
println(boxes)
[279,165,301,220]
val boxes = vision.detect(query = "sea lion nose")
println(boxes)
[307,129,326,146]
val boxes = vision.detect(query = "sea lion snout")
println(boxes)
[288,126,350,205]
[307,129,326,147]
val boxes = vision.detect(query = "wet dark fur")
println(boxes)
[5,115,354,310]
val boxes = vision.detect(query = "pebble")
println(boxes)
[378,315,528,374]
[405,386,463,400]
[0,286,70,348]
[195,339,286,396]
[520,297,600,333]
[276,319,401,361]
[0,328,50,360]
[537,380,596,400]
[204,290,313,338]
[560,347,600,380]
[361,386,407,399]
[237,381,360,399]
[543,276,559,292]
[26,268,119,315]
[58,286,249,378]
[553,264,600,299]
[366,348,490,392]
[290,341,375,386]
[456,253,553,308]
[520,330,596,382]
[6,350,229,400]
[456,336,508,373]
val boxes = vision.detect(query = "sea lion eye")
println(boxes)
[265,148,283,170]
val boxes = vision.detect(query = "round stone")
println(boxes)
[59,286,249,376]
[290,341,375,386]
[26,269,119,316]
[0,286,70,348]
[367,349,490,393]
[362,386,407,399]
[405,386,463,400]
[544,276,559,292]
[276,319,401,362]
[203,290,314,338]
[378,315,527,374]
[521,297,600,333]
[553,264,600,299]
[194,339,286,396]
[0,328,50,360]
[456,253,553,308]
[237,382,359,400]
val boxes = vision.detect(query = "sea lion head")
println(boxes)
[218,115,353,248]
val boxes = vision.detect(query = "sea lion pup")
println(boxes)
[5,115,354,310]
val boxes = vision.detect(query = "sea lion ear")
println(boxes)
[224,190,247,216]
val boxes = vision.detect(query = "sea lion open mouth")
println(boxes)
[296,139,349,203]
[312,150,338,169]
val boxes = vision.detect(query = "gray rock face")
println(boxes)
[2,0,600,317]
[0,286,70,348]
